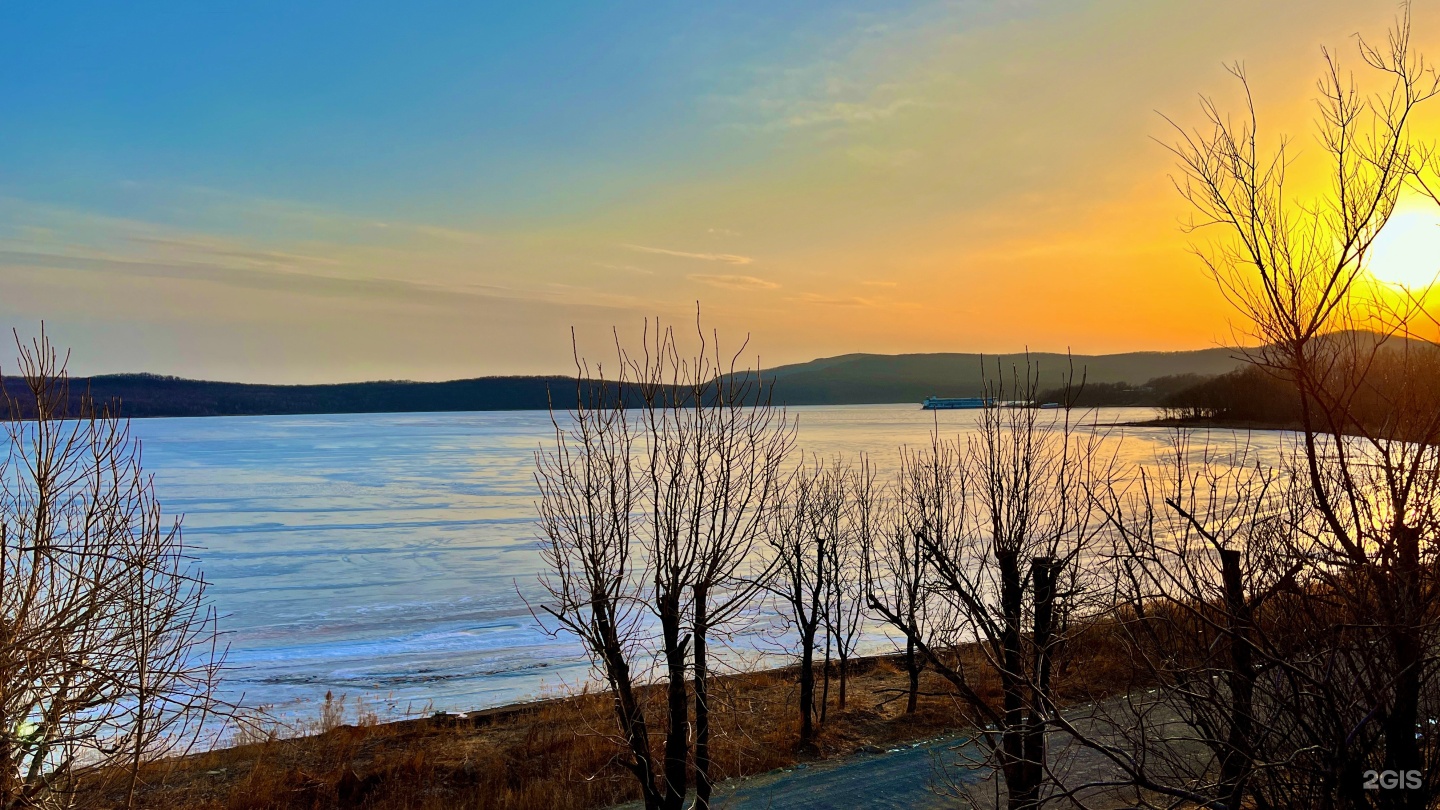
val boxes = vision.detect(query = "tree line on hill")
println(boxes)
[1148,338,1440,438]
[0,346,1250,419]
[0,373,591,419]
[1040,367,1301,422]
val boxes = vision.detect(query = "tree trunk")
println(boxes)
[660,596,689,810]
[997,549,1036,809]
[694,591,713,810]
[820,632,832,724]
[1384,524,1425,810]
[799,622,816,745]
[905,636,921,714]
[609,651,661,808]
[1218,548,1255,808]
[0,737,14,810]
[596,602,661,808]
[836,571,848,711]
[1021,557,1056,810]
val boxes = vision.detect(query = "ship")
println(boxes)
[921,396,991,410]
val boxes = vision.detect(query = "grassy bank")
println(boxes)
[104,623,1138,810]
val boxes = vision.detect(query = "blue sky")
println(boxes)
[5,2,919,221]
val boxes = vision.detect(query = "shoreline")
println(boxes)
[119,627,1140,809]
[1110,416,1296,432]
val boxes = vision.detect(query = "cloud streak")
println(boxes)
[0,248,640,314]
[687,273,779,290]
[779,98,923,129]
[0,249,501,304]
[593,262,654,275]
[625,244,754,265]
[124,235,341,268]
[790,292,875,306]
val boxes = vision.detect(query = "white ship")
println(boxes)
[921,396,990,410]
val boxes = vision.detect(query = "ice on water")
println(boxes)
[127,405,1277,730]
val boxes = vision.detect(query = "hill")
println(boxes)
[0,374,585,419]
[0,347,1247,418]
[760,348,1245,406]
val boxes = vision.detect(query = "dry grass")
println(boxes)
[106,625,1141,810]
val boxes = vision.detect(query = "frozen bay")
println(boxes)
[128,404,1275,729]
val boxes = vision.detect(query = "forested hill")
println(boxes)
[0,346,1246,418]
[759,348,1245,405]
[1,374,588,419]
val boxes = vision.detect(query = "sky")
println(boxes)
[3,0,1439,383]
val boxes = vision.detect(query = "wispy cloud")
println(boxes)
[593,262,654,275]
[791,292,874,306]
[0,194,659,313]
[625,244,754,265]
[0,248,506,304]
[861,279,898,287]
[779,98,922,129]
[407,224,491,246]
[687,274,780,291]
[845,145,922,168]
[124,235,341,268]
[3,245,672,319]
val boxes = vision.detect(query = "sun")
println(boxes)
[1366,194,1440,289]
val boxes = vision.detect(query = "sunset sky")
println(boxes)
[4,0,1440,382]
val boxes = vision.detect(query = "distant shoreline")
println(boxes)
[9,346,1244,420]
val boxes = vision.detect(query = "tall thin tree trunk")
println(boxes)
[660,598,689,810]
[820,630,832,724]
[905,636,920,714]
[601,613,661,809]
[1218,548,1255,807]
[0,731,14,810]
[1385,524,1424,810]
[694,591,714,810]
[997,549,1035,809]
[1022,557,1056,810]
[799,624,816,744]
[836,567,848,711]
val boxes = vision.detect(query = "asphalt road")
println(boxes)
[705,733,987,810]
[605,732,992,810]
[608,695,1196,810]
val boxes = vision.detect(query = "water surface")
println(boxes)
[128,405,1272,728]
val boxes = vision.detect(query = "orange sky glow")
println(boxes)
[4,1,1440,382]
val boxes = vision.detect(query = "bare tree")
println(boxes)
[827,456,873,713]
[653,326,795,810]
[1165,8,1440,807]
[1066,435,1329,809]
[766,456,841,746]
[866,429,969,719]
[862,442,940,714]
[0,331,224,810]
[1048,8,1440,809]
[536,316,794,810]
[534,347,661,806]
[868,364,1115,810]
